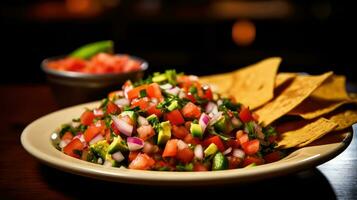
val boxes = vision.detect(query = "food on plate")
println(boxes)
[46,40,142,74]
[52,57,357,171]
[54,70,283,171]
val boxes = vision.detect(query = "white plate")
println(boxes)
[20,101,354,185]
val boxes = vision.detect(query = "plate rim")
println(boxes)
[20,101,354,185]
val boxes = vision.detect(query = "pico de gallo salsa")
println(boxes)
[55,70,283,171]
[46,40,142,74]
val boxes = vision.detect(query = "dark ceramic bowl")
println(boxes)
[41,55,148,107]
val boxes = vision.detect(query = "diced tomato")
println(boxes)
[172,125,189,139]
[242,156,264,167]
[264,151,282,163]
[184,121,192,130]
[165,110,185,125]
[111,122,120,135]
[226,139,240,148]
[129,151,139,162]
[80,110,95,126]
[146,103,162,117]
[137,125,155,141]
[63,138,84,158]
[239,107,253,123]
[146,83,163,100]
[181,102,201,119]
[107,101,120,114]
[129,153,155,170]
[183,133,200,145]
[62,131,73,141]
[186,93,196,103]
[193,163,209,171]
[236,130,249,145]
[241,139,260,155]
[104,129,111,143]
[204,88,213,101]
[127,85,148,101]
[84,122,105,142]
[227,155,242,169]
[131,97,150,110]
[203,136,225,152]
[176,147,194,163]
[162,139,178,158]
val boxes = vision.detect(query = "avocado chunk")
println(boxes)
[204,143,218,157]
[212,152,228,170]
[152,74,167,83]
[214,116,226,133]
[108,135,128,154]
[90,140,109,159]
[167,100,179,111]
[120,111,138,122]
[157,121,171,145]
[190,123,203,139]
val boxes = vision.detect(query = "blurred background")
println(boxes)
[0,0,356,83]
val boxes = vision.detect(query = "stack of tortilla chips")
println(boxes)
[200,57,357,149]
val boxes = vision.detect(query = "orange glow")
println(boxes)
[66,0,92,14]
[232,20,256,46]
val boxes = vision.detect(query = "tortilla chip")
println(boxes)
[328,110,357,131]
[275,73,296,88]
[230,57,281,109]
[311,75,349,100]
[287,75,353,119]
[277,118,337,149]
[199,72,234,95]
[288,99,357,119]
[256,72,333,125]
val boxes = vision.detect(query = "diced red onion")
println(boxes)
[223,147,232,155]
[166,87,180,96]
[253,122,265,140]
[178,90,186,99]
[89,134,105,145]
[177,140,188,150]
[127,137,144,151]
[93,108,104,117]
[208,112,223,126]
[199,113,210,132]
[217,99,223,106]
[112,151,125,162]
[194,144,203,160]
[160,83,173,90]
[233,149,245,159]
[137,116,149,126]
[115,98,130,107]
[111,116,133,136]
[59,139,70,149]
[205,102,218,114]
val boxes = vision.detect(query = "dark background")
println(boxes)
[0,0,356,85]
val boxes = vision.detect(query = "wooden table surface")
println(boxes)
[1,85,356,200]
